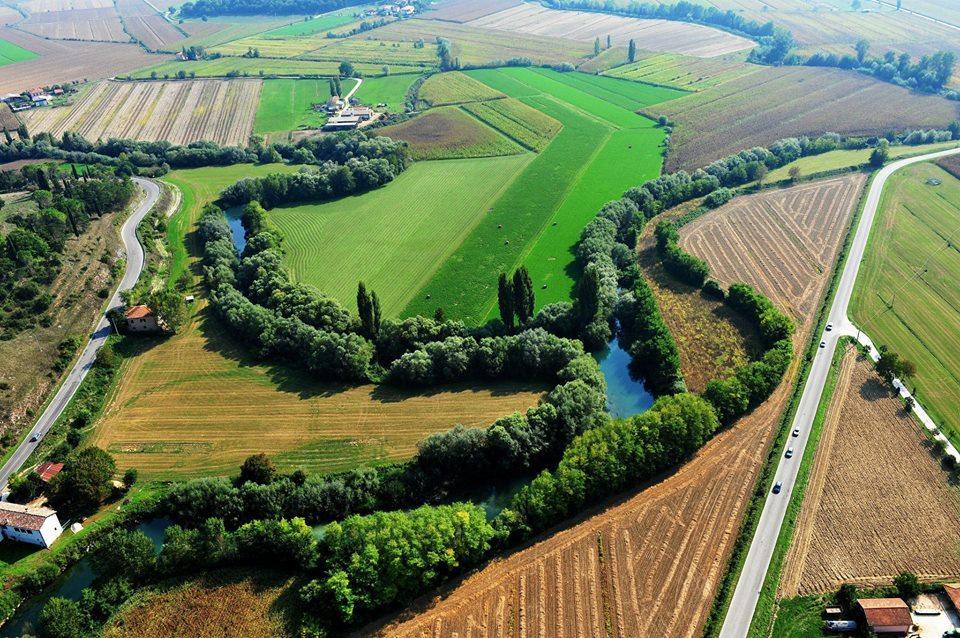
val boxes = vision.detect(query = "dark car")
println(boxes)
[773,481,783,494]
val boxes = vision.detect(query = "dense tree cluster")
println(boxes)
[804,46,956,93]
[47,446,117,515]
[616,278,686,395]
[180,0,365,16]
[653,220,710,287]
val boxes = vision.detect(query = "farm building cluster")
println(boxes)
[361,3,418,18]
[821,588,960,637]
[319,95,377,130]
[2,84,75,113]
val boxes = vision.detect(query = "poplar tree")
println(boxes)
[357,281,373,337]
[497,272,514,329]
[512,267,534,324]
[370,290,382,339]
[594,37,601,55]
[628,39,637,63]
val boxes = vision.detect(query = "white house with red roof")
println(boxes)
[0,502,63,548]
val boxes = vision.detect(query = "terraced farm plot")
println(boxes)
[418,70,504,106]
[377,107,524,160]
[681,174,866,319]
[650,66,960,171]
[23,79,261,146]
[462,98,562,152]
[0,27,158,93]
[254,77,357,136]
[127,57,417,79]
[352,73,419,112]
[267,155,532,315]
[404,67,674,322]
[373,19,595,67]
[467,2,755,58]
[780,351,960,596]
[0,38,37,65]
[851,163,960,444]
[20,7,127,41]
[604,52,758,91]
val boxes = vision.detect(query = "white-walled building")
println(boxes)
[0,502,63,548]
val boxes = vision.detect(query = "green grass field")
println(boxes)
[352,73,420,112]
[266,155,532,315]
[263,6,368,37]
[851,162,960,444]
[767,596,831,638]
[253,78,358,136]
[403,67,673,322]
[0,38,37,66]
[765,140,960,183]
[126,58,422,79]
[378,107,524,160]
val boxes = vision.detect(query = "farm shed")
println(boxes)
[323,115,360,130]
[944,584,960,614]
[34,461,64,483]
[858,598,913,636]
[0,502,63,548]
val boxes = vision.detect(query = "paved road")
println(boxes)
[0,177,160,489]
[719,147,960,638]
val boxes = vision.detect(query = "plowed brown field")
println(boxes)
[118,0,185,50]
[681,174,866,319]
[361,177,862,638]
[781,351,960,596]
[21,7,127,41]
[24,79,260,145]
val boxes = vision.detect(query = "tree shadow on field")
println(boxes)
[370,380,548,404]
[859,376,890,403]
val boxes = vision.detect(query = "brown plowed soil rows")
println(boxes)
[428,0,522,23]
[24,79,261,145]
[0,27,159,93]
[781,351,960,596]
[118,0,184,50]
[21,7,128,42]
[681,174,866,320]
[362,177,864,638]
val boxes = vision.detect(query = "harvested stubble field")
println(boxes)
[24,79,261,146]
[366,173,855,638]
[20,0,112,10]
[467,3,754,58]
[374,19,594,67]
[0,27,158,93]
[851,163,960,446]
[377,107,524,160]
[604,52,757,91]
[427,0,521,23]
[418,70,505,106]
[20,7,127,42]
[462,98,562,152]
[681,174,866,320]
[650,66,959,171]
[781,351,960,596]
[118,0,185,50]
[104,570,297,638]
[212,32,437,67]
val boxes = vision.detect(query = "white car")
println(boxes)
[785,447,794,458]
[825,323,833,332]
[792,428,800,437]
[819,341,826,348]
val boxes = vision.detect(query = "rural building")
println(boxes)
[858,598,913,636]
[324,96,344,113]
[124,305,161,333]
[324,115,361,131]
[343,106,373,120]
[400,4,415,14]
[34,462,64,483]
[2,93,21,103]
[0,502,63,548]
[944,584,960,614]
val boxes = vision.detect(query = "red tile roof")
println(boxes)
[0,502,56,531]
[35,462,64,482]
[859,598,912,629]
[944,584,960,613]
[124,305,154,320]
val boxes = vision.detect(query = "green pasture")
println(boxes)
[767,596,831,638]
[352,73,420,112]
[266,155,532,315]
[850,162,960,444]
[263,6,369,37]
[173,16,298,49]
[254,78,357,136]
[765,140,960,182]
[404,67,670,323]
[0,38,37,66]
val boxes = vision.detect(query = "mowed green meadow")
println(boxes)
[851,162,960,443]
[254,78,358,136]
[353,74,420,112]
[267,155,533,315]
[0,38,37,66]
[403,67,683,322]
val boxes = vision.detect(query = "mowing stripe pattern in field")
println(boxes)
[850,162,960,444]
[0,38,38,66]
[254,78,357,136]
[23,79,261,146]
[267,155,533,315]
[403,67,682,323]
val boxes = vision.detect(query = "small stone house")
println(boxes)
[0,502,63,548]
[124,305,161,333]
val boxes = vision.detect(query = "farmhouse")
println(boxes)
[858,598,913,636]
[124,305,161,333]
[343,106,373,120]
[324,115,361,131]
[34,461,64,483]
[324,96,344,113]
[0,502,63,548]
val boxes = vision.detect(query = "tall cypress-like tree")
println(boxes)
[576,263,602,324]
[606,34,612,49]
[357,281,372,337]
[370,290,382,339]
[497,272,514,329]
[628,39,636,63]
[71,164,80,180]
[594,37,601,55]
[513,267,534,324]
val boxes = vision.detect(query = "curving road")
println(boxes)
[0,177,160,489]
[719,147,960,638]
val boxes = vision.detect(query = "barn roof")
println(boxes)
[124,305,154,319]
[858,598,912,628]
[944,584,960,613]
[0,502,56,531]
[35,461,64,482]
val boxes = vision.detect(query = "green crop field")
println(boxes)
[604,52,756,91]
[0,38,37,66]
[263,6,369,37]
[126,57,420,79]
[378,107,524,160]
[403,67,674,322]
[851,162,960,444]
[254,78,358,136]
[764,140,960,182]
[352,73,420,112]
[213,33,437,68]
[418,71,505,106]
[461,98,561,152]
[267,155,532,315]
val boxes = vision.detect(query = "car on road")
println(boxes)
[820,341,826,348]
[772,481,783,494]
[792,428,800,437]
[785,447,794,458]
[826,323,833,332]
[29,433,39,442]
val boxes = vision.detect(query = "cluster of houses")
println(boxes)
[824,588,960,637]
[360,3,417,18]
[319,95,376,131]
[2,86,69,112]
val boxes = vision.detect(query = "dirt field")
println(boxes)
[362,176,857,638]
[681,174,867,320]
[467,3,754,58]
[781,351,960,596]
[118,0,185,50]
[0,104,18,131]
[428,0,522,23]
[24,79,260,145]
[21,7,127,41]
[650,66,959,171]
[0,27,159,93]
[104,570,297,638]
